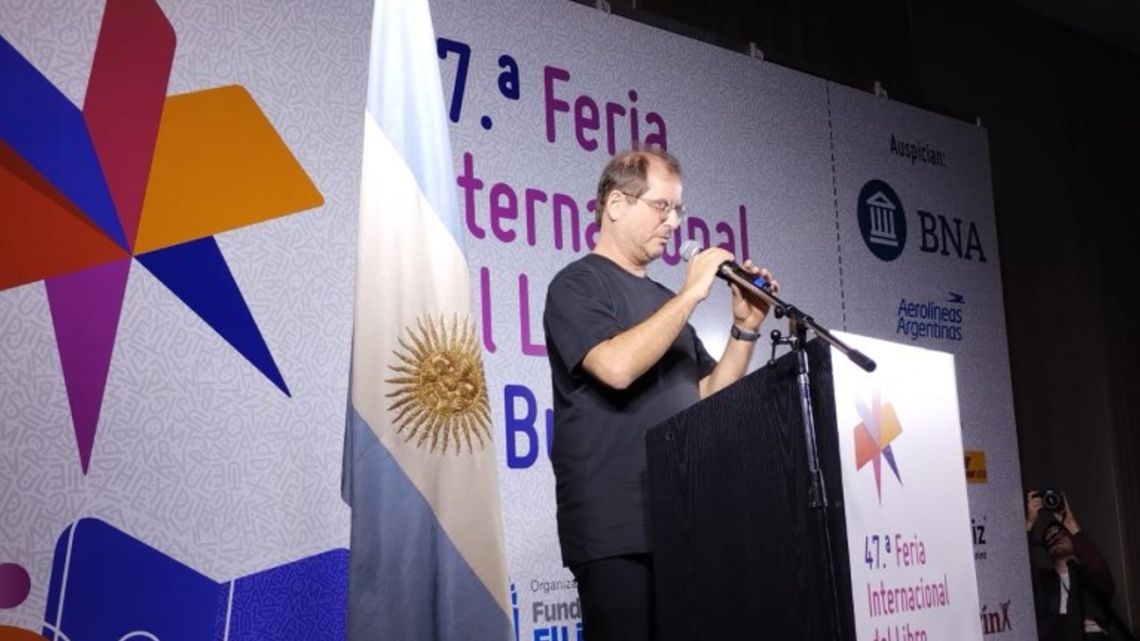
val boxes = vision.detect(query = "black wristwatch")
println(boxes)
[730,324,761,342]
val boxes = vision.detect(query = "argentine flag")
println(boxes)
[341,1,511,639]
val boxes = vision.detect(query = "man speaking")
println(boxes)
[542,147,778,640]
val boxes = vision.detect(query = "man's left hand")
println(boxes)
[729,260,779,330]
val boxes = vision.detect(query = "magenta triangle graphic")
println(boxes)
[46,258,131,474]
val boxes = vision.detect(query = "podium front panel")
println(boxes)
[646,339,852,641]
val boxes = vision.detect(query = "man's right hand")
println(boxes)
[581,246,734,391]
[680,246,733,303]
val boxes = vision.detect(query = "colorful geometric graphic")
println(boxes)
[853,390,903,501]
[0,0,323,474]
[40,519,346,641]
[0,563,32,609]
[0,625,48,641]
[2,563,46,640]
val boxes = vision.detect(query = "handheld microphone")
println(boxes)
[680,240,771,293]
[679,243,877,372]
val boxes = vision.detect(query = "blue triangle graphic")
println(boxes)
[137,236,290,396]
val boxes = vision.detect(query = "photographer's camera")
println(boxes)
[1041,488,1063,512]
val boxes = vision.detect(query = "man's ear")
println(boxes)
[606,190,625,220]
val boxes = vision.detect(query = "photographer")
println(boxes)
[1026,490,1132,641]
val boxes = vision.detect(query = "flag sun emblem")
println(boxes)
[386,315,492,454]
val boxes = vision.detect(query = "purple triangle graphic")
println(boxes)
[872,454,883,501]
[46,258,131,474]
[882,445,901,484]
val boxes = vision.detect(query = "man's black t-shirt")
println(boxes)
[543,253,717,567]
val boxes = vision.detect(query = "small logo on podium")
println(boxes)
[853,390,904,502]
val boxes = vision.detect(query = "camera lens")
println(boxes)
[1041,489,1062,511]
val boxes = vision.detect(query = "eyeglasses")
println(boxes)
[621,192,686,224]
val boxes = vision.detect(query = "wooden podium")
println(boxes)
[645,338,854,641]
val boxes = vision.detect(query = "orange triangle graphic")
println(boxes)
[0,140,129,291]
[134,85,324,253]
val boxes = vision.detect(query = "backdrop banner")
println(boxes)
[0,1,1029,640]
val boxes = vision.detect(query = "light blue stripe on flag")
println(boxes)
[342,408,510,640]
[364,0,463,248]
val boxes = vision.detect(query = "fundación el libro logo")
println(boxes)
[857,180,907,261]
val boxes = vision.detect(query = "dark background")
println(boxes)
[572,0,1140,631]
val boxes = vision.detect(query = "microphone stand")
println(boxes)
[718,264,876,641]
[717,262,875,505]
